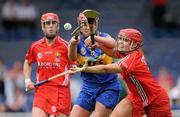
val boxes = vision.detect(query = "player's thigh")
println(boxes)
[93,101,112,117]
[110,98,133,117]
[96,89,119,109]
[75,90,96,111]
[70,105,91,117]
[32,107,49,117]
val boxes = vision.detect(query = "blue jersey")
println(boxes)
[77,32,118,84]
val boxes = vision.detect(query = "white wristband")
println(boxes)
[25,78,31,83]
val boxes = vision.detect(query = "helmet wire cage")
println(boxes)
[115,34,143,54]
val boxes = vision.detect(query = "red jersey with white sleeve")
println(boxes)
[116,50,164,106]
[25,36,74,86]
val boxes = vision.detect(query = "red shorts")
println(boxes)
[33,85,71,116]
[127,89,172,117]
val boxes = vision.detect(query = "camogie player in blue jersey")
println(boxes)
[68,9,127,117]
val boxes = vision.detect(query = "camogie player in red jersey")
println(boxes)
[23,12,75,117]
[72,28,172,117]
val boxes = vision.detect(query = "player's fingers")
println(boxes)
[84,38,92,47]
[70,67,83,74]
[74,36,80,42]
[30,83,35,89]
[85,62,88,67]
[74,36,80,41]
[26,87,34,92]
[71,64,77,68]
[25,83,35,92]
[25,87,32,92]
[89,43,98,49]
[25,88,28,92]
[81,61,88,71]
[69,69,79,74]
[70,37,79,45]
[70,67,78,71]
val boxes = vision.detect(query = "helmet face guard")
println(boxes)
[116,28,143,54]
[41,13,59,39]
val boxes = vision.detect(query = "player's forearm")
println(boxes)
[82,63,123,74]
[83,65,108,73]
[68,44,77,61]
[94,35,116,49]
[98,45,118,58]
[23,60,32,79]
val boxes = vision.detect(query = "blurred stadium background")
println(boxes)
[0,0,180,116]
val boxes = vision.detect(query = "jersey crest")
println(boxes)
[55,52,60,62]
[80,47,86,55]
[37,52,42,59]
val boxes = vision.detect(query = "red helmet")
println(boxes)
[119,28,142,44]
[41,13,59,23]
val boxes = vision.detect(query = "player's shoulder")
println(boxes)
[128,50,143,60]
[132,50,142,56]
[30,38,45,48]
[98,32,110,37]
[57,36,68,48]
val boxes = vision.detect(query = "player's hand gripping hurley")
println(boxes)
[25,69,82,92]
[70,61,88,73]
